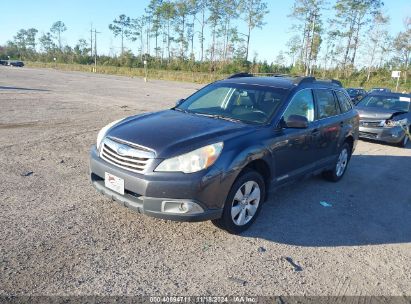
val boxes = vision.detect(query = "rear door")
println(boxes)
[312,89,342,164]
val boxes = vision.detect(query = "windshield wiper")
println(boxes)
[192,112,242,123]
[190,112,214,118]
[173,107,189,114]
[213,115,243,123]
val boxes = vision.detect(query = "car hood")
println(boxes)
[106,110,254,158]
[356,106,406,120]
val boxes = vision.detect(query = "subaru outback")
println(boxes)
[89,74,359,234]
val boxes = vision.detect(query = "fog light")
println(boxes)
[161,200,204,214]
[179,202,188,212]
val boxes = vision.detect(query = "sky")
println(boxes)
[1,0,410,63]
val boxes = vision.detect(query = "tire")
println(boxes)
[322,142,351,182]
[399,133,409,148]
[212,170,265,234]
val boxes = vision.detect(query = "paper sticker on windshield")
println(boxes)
[400,97,410,102]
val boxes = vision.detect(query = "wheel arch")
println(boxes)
[344,135,354,156]
[243,159,271,198]
[221,143,273,203]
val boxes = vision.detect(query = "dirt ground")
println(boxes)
[0,66,410,296]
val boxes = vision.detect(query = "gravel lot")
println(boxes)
[0,66,411,296]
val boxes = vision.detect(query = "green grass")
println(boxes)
[340,77,410,93]
[26,61,411,92]
[26,61,228,83]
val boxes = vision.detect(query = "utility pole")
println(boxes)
[90,23,93,58]
[93,29,101,73]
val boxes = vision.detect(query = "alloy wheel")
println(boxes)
[336,148,348,177]
[231,181,261,226]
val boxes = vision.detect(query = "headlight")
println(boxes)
[96,119,123,149]
[385,118,408,127]
[155,142,224,173]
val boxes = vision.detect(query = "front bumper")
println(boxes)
[359,125,406,144]
[89,146,224,222]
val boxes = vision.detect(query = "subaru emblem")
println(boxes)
[117,145,129,156]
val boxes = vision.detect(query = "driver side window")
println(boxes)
[283,89,315,123]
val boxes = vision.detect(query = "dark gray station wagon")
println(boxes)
[90,74,359,233]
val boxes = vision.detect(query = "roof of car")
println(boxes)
[367,91,411,98]
[369,88,391,92]
[218,74,343,90]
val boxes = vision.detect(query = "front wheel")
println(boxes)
[322,142,351,182]
[399,133,409,148]
[212,170,265,234]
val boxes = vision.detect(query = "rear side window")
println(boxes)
[335,90,353,113]
[314,89,340,119]
[283,89,315,122]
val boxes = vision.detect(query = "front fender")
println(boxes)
[216,143,272,199]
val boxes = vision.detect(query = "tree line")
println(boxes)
[106,0,268,64]
[0,0,410,84]
[287,0,410,82]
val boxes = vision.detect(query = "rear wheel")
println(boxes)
[212,170,265,234]
[322,142,351,182]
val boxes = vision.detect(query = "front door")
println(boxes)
[272,89,317,182]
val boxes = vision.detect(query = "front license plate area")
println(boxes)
[104,172,124,195]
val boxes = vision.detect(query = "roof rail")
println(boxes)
[315,79,343,87]
[225,73,343,87]
[293,76,343,87]
[228,72,303,79]
[227,72,253,79]
[331,79,343,87]
[293,76,316,85]
[252,73,290,77]
[226,72,300,79]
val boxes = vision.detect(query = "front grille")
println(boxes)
[100,137,155,174]
[360,120,383,128]
[359,131,378,139]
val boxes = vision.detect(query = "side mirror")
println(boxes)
[175,98,185,107]
[283,115,309,129]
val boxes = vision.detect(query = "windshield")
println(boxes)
[176,83,289,124]
[357,95,411,112]
[347,89,358,95]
